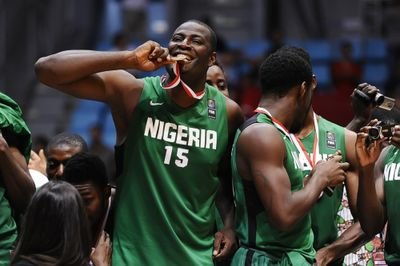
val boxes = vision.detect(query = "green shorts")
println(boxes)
[231,246,314,266]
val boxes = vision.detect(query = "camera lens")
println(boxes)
[374,93,385,105]
[368,127,381,140]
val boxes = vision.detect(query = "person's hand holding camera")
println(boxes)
[355,120,387,168]
[350,83,380,123]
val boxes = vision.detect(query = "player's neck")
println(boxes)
[259,97,296,130]
[180,72,206,93]
[168,87,200,108]
[296,109,316,139]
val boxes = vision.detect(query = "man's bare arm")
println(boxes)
[214,98,244,260]
[237,124,348,230]
[0,136,34,214]
[316,222,371,265]
[35,41,175,142]
[356,133,387,237]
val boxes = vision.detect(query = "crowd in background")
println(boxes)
[1,1,400,266]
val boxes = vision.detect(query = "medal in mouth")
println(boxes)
[160,62,205,99]
[170,54,192,63]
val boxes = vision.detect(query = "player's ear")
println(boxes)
[311,74,317,92]
[208,52,216,67]
[299,81,307,97]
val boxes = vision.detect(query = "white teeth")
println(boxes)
[176,54,191,62]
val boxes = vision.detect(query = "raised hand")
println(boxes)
[28,149,47,175]
[355,123,387,167]
[129,41,176,72]
[91,231,112,266]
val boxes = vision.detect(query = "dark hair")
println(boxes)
[259,49,313,96]
[61,152,108,189]
[185,19,217,52]
[210,60,224,72]
[12,181,92,266]
[278,46,312,66]
[45,132,88,155]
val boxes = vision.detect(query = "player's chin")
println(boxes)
[179,59,196,72]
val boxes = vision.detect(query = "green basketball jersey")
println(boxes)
[0,188,17,266]
[232,113,315,265]
[112,77,229,266]
[298,116,346,250]
[382,146,400,264]
[0,92,31,266]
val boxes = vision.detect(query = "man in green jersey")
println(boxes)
[356,108,400,265]
[0,92,35,266]
[35,20,244,265]
[231,48,349,265]
[280,46,371,265]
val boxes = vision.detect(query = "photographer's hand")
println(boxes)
[347,83,380,132]
[355,123,386,168]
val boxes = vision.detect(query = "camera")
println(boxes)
[368,123,395,140]
[354,89,395,111]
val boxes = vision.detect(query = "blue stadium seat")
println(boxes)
[68,100,108,145]
[96,41,112,51]
[364,38,387,61]
[69,109,99,139]
[102,110,116,148]
[242,40,270,59]
[305,40,332,62]
[75,99,106,113]
[284,39,305,49]
[313,64,332,89]
[227,40,243,51]
[362,63,389,85]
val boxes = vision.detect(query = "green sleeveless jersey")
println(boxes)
[299,116,346,250]
[382,146,400,263]
[0,188,17,266]
[232,114,315,265]
[0,92,31,266]
[112,77,229,266]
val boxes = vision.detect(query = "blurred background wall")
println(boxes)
[1,0,399,147]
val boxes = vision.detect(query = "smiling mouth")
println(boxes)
[171,54,192,63]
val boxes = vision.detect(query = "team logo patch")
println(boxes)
[326,131,336,149]
[208,99,216,119]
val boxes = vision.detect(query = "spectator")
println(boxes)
[206,62,230,97]
[61,152,114,246]
[331,41,363,94]
[11,181,111,266]
[120,0,148,43]
[88,124,115,181]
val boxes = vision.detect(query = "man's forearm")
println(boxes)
[319,222,371,260]
[346,117,369,132]
[215,184,235,229]
[35,50,134,86]
[0,147,35,213]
